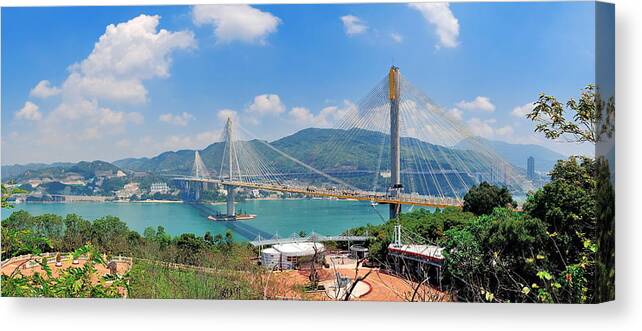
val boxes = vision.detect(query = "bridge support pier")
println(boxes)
[226,185,236,217]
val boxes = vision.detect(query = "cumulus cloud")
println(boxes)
[42,14,192,130]
[62,14,195,105]
[467,118,515,140]
[288,107,315,124]
[340,15,368,36]
[7,15,192,162]
[192,5,280,44]
[15,101,43,121]
[247,94,285,115]
[161,130,222,151]
[496,125,514,137]
[467,118,495,138]
[288,101,358,128]
[445,108,463,121]
[511,102,536,118]
[409,3,460,48]
[217,109,239,123]
[159,112,195,126]
[30,80,61,98]
[456,96,495,112]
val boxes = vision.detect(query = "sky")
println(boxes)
[1,2,597,165]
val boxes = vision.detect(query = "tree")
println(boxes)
[1,184,25,209]
[204,231,214,244]
[443,208,549,303]
[175,233,206,265]
[527,84,614,144]
[522,156,607,303]
[463,182,515,216]
[61,214,93,252]
[91,216,130,254]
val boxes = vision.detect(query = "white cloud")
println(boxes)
[445,108,463,121]
[247,94,285,115]
[511,102,535,118]
[159,112,195,126]
[289,107,315,124]
[6,15,192,163]
[456,96,495,112]
[496,125,514,137]
[467,118,495,138]
[15,101,43,121]
[62,14,195,105]
[217,109,239,123]
[192,5,280,44]
[288,101,358,129]
[30,80,61,98]
[161,130,223,151]
[467,118,515,140]
[340,15,368,36]
[409,3,460,48]
[390,32,403,43]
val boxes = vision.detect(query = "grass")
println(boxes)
[127,259,263,300]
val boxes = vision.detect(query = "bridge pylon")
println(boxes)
[389,66,403,219]
[223,117,236,218]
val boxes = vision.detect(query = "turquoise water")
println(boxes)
[1,199,415,241]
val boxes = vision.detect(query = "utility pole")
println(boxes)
[389,66,402,219]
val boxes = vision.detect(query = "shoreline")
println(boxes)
[12,196,369,205]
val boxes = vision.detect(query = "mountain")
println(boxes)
[4,160,123,182]
[113,128,490,177]
[1,162,74,180]
[456,137,566,173]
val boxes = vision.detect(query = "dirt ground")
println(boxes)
[1,256,131,282]
[266,266,450,302]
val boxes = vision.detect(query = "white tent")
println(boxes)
[261,242,325,269]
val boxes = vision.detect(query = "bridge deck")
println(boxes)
[174,177,463,208]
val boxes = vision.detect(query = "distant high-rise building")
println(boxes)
[527,156,535,180]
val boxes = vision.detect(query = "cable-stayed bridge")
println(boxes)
[174,67,533,220]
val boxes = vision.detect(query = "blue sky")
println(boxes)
[1,2,596,164]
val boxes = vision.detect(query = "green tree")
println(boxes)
[1,184,26,209]
[175,233,206,265]
[443,208,549,303]
[91,216,130,254]
[463,182,515,216]
[527,84,614,144]
[61,214,93,251]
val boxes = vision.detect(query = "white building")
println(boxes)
[150,182,170,194]
[261,242,325,270]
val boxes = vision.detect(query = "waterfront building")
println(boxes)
[150,182,170,194]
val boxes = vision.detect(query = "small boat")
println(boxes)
[370,201,379,206]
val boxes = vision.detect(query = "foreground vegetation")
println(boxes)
[1,200,263,298]
[348,155,614,303]
[127,259,261,299]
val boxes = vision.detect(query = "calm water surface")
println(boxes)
[2,199,424,241]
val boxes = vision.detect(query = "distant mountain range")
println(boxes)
[112,128,489,177]
[456,137,566,173]
[2,128,565,186]
[2,160,123,183]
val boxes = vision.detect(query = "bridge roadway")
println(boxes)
[174,176,463,209]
